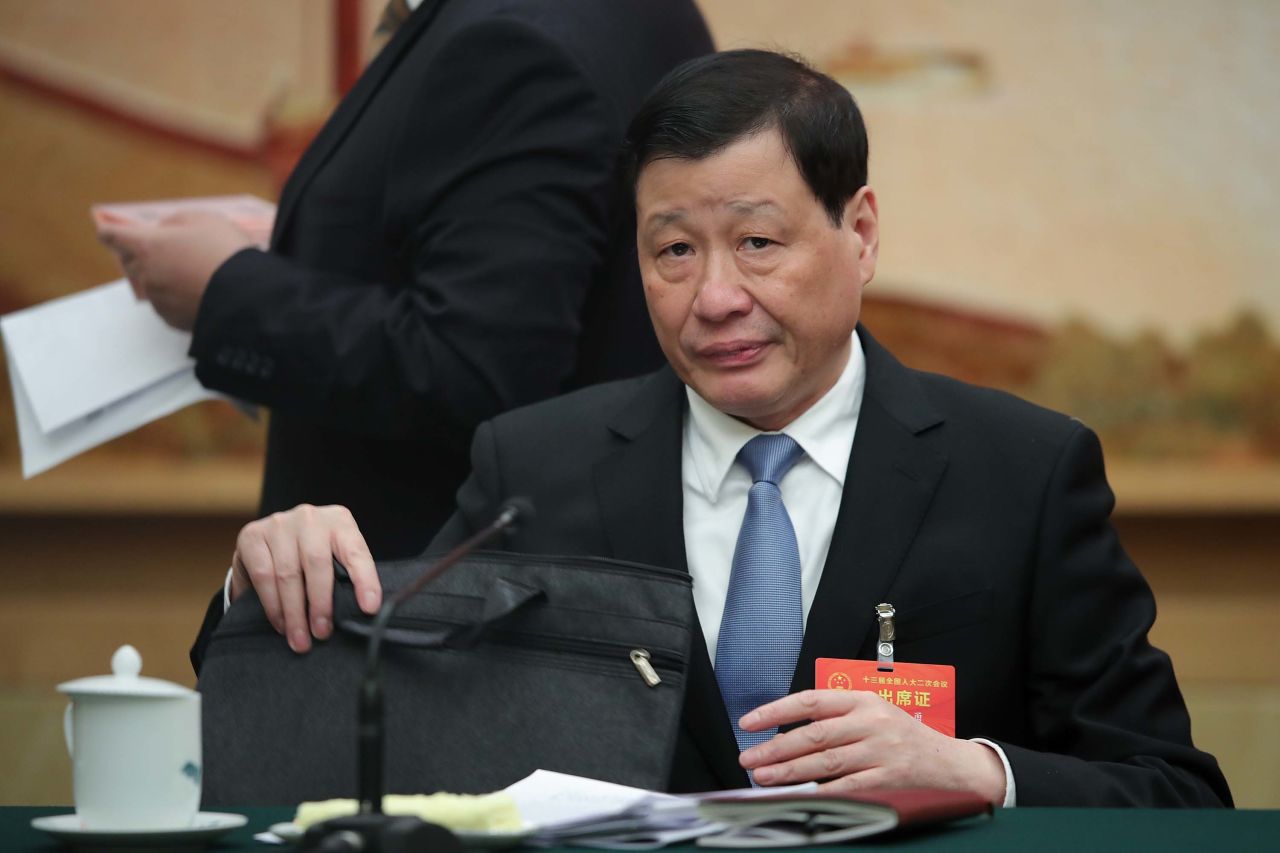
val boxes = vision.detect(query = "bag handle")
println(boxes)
[339,576,545,650]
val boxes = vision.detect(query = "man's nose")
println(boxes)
[691,252,753,322]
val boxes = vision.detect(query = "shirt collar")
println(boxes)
[684,334,866,502]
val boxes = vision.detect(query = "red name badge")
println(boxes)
[816,658,956,737]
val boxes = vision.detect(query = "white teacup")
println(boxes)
[59,645,201,830]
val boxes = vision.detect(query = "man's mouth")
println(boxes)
[695,340,771,367]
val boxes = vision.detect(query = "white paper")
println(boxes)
[6,350,215,478]
[1,280,197,433]
[504,770,817,850]
[0,279,244,478]
[253,829,287,845]
[505,770,673,831]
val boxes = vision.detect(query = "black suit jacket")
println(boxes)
[427,327,1231,807]
[188,0,713,558]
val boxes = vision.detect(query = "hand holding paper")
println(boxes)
[0,194,275,475]
[96,209,256,331]
[737,689,1006,805]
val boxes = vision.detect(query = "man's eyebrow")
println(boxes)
[642,200,780,233]
[727,199,781,217]
[643,210,687,232]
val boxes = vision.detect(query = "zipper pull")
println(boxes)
[630,649,661,687]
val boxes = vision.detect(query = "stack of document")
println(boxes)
[267,770,990,849]
[1,279,224,477]
[264,770,817,849]
[502,771,989,848]
[500,770,817,849]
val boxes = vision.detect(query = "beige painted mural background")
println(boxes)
[0,0,1276,809]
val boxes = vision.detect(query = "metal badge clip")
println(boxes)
[875,602,896,671]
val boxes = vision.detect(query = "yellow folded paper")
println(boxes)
[295,791,523,832]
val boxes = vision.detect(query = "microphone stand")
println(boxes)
[301,499,533,853]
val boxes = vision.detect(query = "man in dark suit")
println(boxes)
[96,0,713,573]
[204,50,1230,807]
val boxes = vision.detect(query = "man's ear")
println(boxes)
[844,186,879,283]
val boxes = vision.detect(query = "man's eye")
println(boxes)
[664,242,693,257]
[744,236,772,250]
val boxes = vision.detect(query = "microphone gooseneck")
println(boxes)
[355,498,533,815]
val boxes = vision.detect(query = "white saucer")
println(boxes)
[31,811,248,846]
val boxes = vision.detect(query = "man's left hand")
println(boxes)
[739,689,1006,805]
[96,211,254,331]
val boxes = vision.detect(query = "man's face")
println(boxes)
[635,128,878,431]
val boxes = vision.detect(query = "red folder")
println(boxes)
[697,788,992,847]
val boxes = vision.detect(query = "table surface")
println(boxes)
[4,805,1279,852]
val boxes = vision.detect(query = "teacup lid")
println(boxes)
[57,645,196,699]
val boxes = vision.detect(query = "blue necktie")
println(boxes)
[715,433,806,756]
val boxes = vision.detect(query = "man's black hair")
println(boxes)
[622,49,868,226]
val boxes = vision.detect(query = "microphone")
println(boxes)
[301,498,534,853]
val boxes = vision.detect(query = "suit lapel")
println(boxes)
[792,328,949,693]
[272,0,451,245]
[593,369,688,575]
[593,370,747,788]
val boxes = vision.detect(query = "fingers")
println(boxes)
[94,220,149,298]
[233,522,283,633]
[92,209,132,227]
[815,767,894,794]
[94,219,147,256]
[297,509,336,640]
[740,690,906,786]
[159,210,229,228]
[229,504,376,655]
[262,512,311,653]
[740,688,868,732]
[749,736,874,786]
[742,707,874,770]
[328,506,381,614]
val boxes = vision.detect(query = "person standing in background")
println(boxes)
[97,0,714,578]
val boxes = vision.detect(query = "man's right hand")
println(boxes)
[230,504,382,653]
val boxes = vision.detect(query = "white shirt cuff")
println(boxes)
[970,737,1016,807]
[222,566,234,613]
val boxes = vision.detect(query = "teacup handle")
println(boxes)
[63,704,74,757]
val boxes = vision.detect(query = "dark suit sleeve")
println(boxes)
[190,589,224,677]
[190,19,619,440]
[993,424,1231,806]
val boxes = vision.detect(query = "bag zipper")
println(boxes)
[215,613,683,688]
[629,649,662,687]
[376,613,682,685]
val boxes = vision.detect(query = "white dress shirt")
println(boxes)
[682,336,864,662]
[680,334,1015,807]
